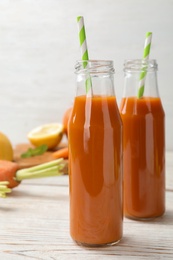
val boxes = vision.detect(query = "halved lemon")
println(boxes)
[27,123,64,150]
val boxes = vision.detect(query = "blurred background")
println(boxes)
[0,0,173,150]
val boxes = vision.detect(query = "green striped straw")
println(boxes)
[77,16,92,94]
[137,32,152,98]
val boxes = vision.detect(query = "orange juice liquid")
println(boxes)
[69,95,123,245]
[120,97,165,219]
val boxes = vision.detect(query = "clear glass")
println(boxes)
[69,60,123,246]
[120,59,165,220]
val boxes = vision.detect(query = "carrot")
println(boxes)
[0,159,66,189]
[52,147,68,159]
[0,161,20,188]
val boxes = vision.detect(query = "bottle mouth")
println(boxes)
[124,59,158,72]
[75,60,115,74]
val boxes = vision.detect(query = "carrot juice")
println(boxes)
[69,95,123,246]
[120,96,165,219]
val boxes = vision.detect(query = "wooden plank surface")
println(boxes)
[0,152,173,259]
[13,143,68,169]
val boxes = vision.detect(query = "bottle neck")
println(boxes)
[123,59,159,98]
[75,60,115,97]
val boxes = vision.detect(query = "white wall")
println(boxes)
[0,0,173,150]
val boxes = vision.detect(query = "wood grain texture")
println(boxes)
[0,152,172,259]
[13,143,68,169]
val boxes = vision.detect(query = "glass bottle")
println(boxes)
[68,60,123,246]
[120,59,165,220]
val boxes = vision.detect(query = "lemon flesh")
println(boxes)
[0,132,13,161]
[27,123,64,149]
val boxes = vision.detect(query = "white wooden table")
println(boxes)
[0,152,173,259]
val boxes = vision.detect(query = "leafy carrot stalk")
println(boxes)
[0,159,66,189]
[16,159,64,180]
[52,147,68,159]
[0,181,11,198]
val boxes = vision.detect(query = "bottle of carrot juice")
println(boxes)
[68,60,123,246]
[120,59,165,220]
